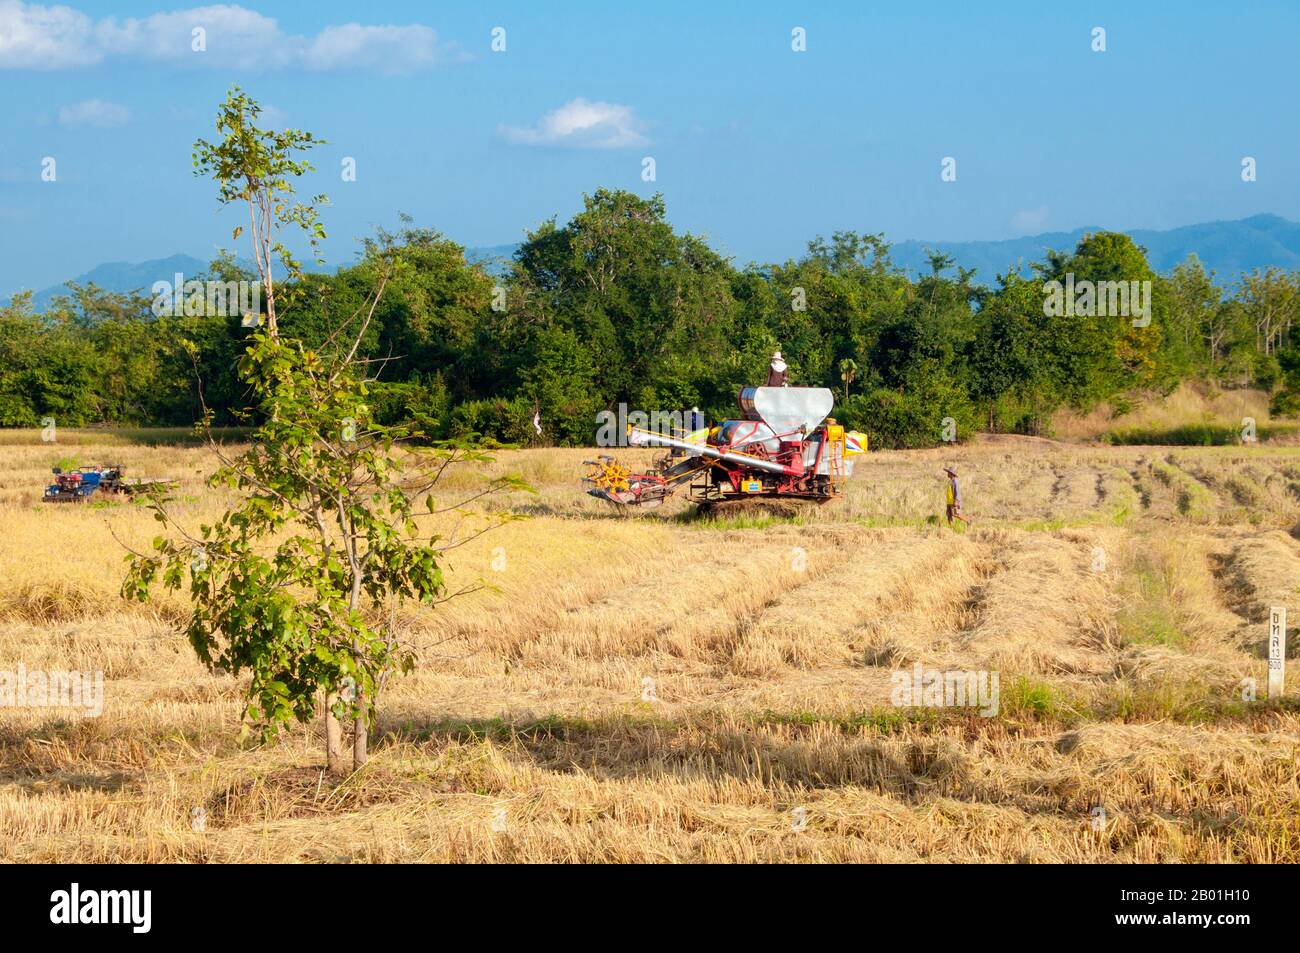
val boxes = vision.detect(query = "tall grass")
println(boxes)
[0,426,252,447]
[1053,381,1279,443]
[1106,422,1299,446]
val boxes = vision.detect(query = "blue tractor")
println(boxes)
[43,466,120,503]
[42,465,175,503]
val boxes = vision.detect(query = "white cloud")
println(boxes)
[0,1,98,67]
[303,23,449,72]
[58,98,130,126]
[257,103,287,129]
[1011,206,1051,233]
[0,2,459,72]
[499,97,649,149]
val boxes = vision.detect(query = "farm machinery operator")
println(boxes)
[766,351,788,387]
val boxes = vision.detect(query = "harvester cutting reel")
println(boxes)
[582,455,673,507]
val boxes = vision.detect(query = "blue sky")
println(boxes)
[2,0,1299,294]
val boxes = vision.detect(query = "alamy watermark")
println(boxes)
[49,883,150,933]
[1042,273,1151,327]
[596,404,706,447]
[890,663,999,716]
[151,273,262,320]
[0,664,104,717]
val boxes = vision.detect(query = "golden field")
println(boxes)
[1,429,1299,863]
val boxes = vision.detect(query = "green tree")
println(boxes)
[124,88,525,775]
[1237,267,1297,358]
[969,272,1057,433]
[1164,256,1222,377]
[191,87,328,335]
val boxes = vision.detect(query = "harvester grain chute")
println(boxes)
[42,465,175,503]
[583,386,867,512]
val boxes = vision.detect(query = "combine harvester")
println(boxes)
[584,386,866,513]
[42,465,175,504]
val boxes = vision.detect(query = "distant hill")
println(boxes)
[888,214,1300,283]
[16,217,1300,311]
[28,254,213,312]
[21,246,516,312]
[466,216,1300,284]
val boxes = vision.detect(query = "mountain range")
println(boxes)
[887,213,1300,282]
[20,245,518,313]
[16,215,1300,311]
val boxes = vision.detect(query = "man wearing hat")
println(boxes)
[766,350,788,387]
[944,466,970,527]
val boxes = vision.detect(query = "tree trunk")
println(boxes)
[353,715,368,768]
[325,692,345,775]
[353,688,368,769]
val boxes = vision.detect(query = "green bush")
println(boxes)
[838,375,977,450]
[367,376,453,439]
[448,396,535,444]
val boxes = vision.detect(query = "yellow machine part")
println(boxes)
[587,459,632,492]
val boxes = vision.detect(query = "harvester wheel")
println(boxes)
[584,458,633,494]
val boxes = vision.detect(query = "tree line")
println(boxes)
[4,189,1299,448]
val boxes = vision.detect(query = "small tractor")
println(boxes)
[42,465,174,503]
[583,386,866,513]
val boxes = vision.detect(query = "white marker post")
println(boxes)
[1268,607,1287,699]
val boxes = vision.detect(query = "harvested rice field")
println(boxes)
[1,430,1298,862]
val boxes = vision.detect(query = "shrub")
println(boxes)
[449,396,535,444]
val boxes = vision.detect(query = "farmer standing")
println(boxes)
[766,350,789,387]
[944,466,971,527]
